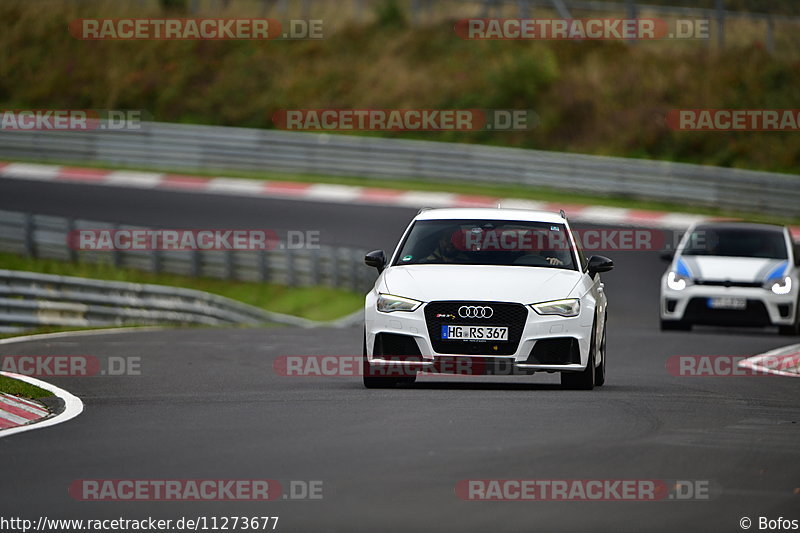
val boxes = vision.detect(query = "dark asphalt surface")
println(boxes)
[1,179,799,532]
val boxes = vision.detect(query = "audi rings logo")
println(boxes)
[458,306,494,319]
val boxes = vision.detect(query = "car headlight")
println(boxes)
[767,276,792,295]
[530,298,580,317]
[667,271,692,291]
[376,294,422,313]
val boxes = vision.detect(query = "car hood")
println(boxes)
[679,255,788,283]
[382,265,584,304]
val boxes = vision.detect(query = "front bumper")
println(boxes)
[364,299,595,373]
[660,282,796,326]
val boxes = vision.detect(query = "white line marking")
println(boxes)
[573,206,631,225]
[1,392,46,408]
[306,184,362,202]
[738,343,800,378]
[0,407,32,425]
[0,372,83,438]
[1,163,60,180]
[105,171,164,188]
[394,191,457,208]
[207,177,265,195]
[656,213,711,229]
[0,395,48,416]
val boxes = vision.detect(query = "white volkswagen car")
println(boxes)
[660,222,800,335]
[362,208,613,389]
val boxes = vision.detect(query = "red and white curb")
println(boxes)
[0,371,84,438]
[4,161,794,234]
[0,392,49,429]
[738,344,800,378]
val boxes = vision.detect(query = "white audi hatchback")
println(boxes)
[362,208,613,389]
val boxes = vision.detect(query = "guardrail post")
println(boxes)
[110,223,121,268]
[350,249,359,291]
[65,218,77,263]
[331,247,340,289]
[190,250,201,276]
[258,250,270,283]
[286,246,297,286]
[150,248,161,273]
[310,248,321,286]
[224,249,235,280]
[23,214,36,258]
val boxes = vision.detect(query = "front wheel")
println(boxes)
[594,323,606,387]
[778,322,800,336]
[562,322,596,390]
[778,297,800,335]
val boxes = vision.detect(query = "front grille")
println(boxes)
[524,337,581,365]
[695,280,762,288]
[424,301,528,355]
[683,298,771,327]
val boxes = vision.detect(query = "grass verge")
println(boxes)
[0,375,51,400]
[0,252,364,322]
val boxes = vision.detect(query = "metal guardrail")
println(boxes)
[0,269,325,332]
[1,122,798,216]
[0,205,373,330]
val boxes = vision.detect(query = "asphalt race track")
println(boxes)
[1,179,799,532]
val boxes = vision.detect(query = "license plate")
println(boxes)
[707,297,747,310]
[441,325,508,341]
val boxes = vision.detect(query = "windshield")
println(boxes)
[392,219,577,270]
[682,228,788,259]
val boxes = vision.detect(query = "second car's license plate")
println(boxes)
[441,325,508,341]
[707,297,747,310]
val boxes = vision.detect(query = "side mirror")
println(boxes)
[660,250,674,262]
[365,250,386,273]
[794,243,800,266]
[587,255,614,276]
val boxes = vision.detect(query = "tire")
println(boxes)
[362,332,416,388]
[778,322,800,336]
[660,319,691,331]
[778,297,800,336]
[561,320,596,390]
[594,322,606,387]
